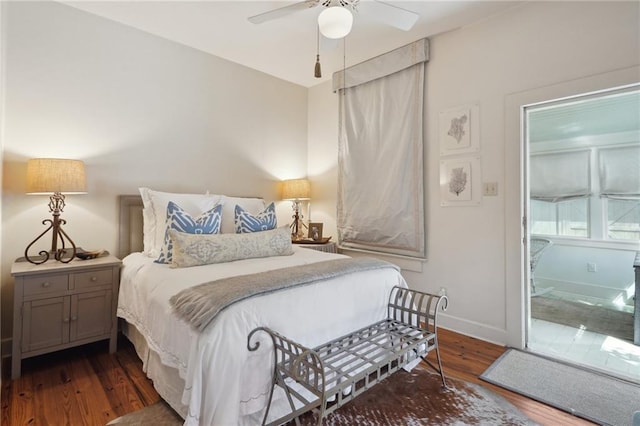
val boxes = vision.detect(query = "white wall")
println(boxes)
[307,84,338,236]
[0,0,5,379]
[536,244,636,294]
[0,1,308,345]
[308,1,640,344]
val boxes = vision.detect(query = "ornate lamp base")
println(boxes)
[24,192,77,265]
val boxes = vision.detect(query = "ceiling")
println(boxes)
[62,0,524,88]
[528,88,640,144]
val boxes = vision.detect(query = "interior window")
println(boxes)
[531,199,589,238]
[528,87,640,244]
[607,198,640,240]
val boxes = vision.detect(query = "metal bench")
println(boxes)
[247,286,448,426]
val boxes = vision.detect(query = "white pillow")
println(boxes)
[138,188,223,257]
[219,195,265,234]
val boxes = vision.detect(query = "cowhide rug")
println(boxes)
[107,368,537,425]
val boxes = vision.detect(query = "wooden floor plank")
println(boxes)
[1,330,595,425]
[69,351,121,425]
[113,349,162,407]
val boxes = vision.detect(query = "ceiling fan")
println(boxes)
[248,0,420,35]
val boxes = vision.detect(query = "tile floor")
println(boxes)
[528,318,640,383]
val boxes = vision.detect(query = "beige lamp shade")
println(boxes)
[26,158,87,194]
[281,178,311,200]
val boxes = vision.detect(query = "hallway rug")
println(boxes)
[107,366,537,425]
[531,296,633,342]
[481,348,640,426]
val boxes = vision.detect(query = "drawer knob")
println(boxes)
[71,316,78,322]
[41,282,51,288]
[90,276,98,282]
[63,317,70,323]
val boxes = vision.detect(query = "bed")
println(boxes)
[116,190,410,425]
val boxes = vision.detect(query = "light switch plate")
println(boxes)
[483,182,498,196]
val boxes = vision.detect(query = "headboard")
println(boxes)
[118,195,144,259]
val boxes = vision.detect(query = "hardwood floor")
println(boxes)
[1,329,593,425]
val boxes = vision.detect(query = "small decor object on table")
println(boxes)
[308,222,323,241]
[10,254,121,379]
[75,249,106,260]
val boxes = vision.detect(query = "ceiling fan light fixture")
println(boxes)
[318,6,353,39]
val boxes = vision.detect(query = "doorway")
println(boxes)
[524,86,640,382]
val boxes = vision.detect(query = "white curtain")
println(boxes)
[530,150,591,202]
[599,145,640,199]
[334,39,427,258]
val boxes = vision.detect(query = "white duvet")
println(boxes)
[117,246,407,425]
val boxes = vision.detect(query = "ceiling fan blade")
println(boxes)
[248,0,320,24]
[366,0,419,31]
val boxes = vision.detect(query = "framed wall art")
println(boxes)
[440,156,481,206]
[439,104,480,156]
[308,222,324,241]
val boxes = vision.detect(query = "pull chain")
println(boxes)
[314,25,322,78]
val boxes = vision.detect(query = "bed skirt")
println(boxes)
[120,320,188,420]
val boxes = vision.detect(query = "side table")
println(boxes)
[294,241,338,254]
[11,254,121,379]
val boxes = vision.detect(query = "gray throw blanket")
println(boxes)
[170,257,399,331]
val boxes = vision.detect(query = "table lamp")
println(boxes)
[281,178,310,240]
[24,158,86,264]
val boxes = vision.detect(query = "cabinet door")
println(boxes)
[22,297,70,352]
[70,290,112,342]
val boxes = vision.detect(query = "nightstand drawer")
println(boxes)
[23,274,69,296]
[73,268,113,289]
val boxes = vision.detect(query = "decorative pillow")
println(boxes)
[139,187,223,257]
[220,196,265,234]
[234,202,277,233]
[155,201,223,264]
[169,226,293,267]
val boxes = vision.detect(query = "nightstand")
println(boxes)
[294,241,338,254]
[11,254,121,379]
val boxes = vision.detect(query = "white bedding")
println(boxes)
[117,246,407,425]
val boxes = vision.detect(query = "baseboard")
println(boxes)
[438,313,509,347]
[536,277,630,301]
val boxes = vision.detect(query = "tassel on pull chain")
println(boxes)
[315,54,322,78]
[314,26,322,78]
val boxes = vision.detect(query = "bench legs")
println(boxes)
[248,327,326,426]
[421,333,447,389]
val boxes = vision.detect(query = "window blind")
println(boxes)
[333,39,428,258]
[530,150,591,202]
[599,145,640,199]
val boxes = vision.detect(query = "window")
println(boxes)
[607,199,640,241]
[531,199,588,237]
[527,88,640,244]
[529,146,639,242]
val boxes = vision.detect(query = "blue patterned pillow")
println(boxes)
[234,202,277,233]
[156,201,223,264]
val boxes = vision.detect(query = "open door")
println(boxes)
[523,86,640,382]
